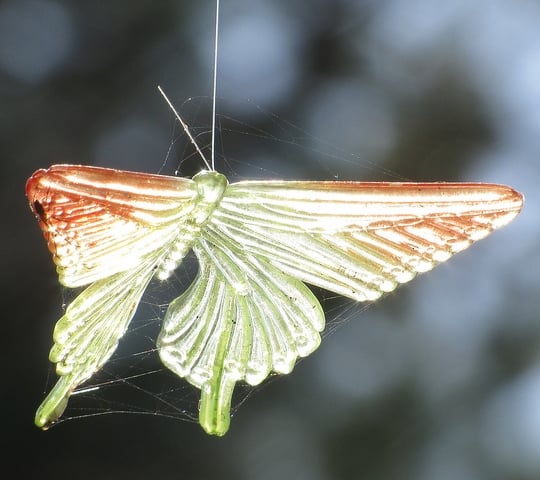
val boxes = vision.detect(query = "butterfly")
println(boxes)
[26,163,523,435]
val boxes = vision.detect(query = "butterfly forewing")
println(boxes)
[26,165,199,287]
[211,181,523,301]
[220,181,521,230]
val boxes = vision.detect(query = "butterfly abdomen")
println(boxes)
[155,171,229,280]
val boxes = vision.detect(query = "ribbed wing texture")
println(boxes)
[157,180,522,435]
[35,258,157,429]
[158,235,324,435]
[26,165,198,287]
[27,166,523,437]
[212,181,523,302]
[27,166,206,429]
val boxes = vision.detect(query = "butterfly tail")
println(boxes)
[35,375,73,429]
[158,260,239,436]
[199,368,236,436]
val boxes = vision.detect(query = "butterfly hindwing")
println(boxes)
[157,232,324,435]
[35,257,157,428]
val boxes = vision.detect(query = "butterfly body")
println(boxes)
[27,164,523,435]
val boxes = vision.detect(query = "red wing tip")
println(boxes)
[501,185,524,211]
[26,165,85,198]
[26,168,48,196]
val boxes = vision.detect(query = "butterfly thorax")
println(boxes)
[155,171,228,280]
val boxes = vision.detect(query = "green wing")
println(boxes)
[35,257,157,429]
[157,235,324,436]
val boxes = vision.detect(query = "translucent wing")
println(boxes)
[158,235,324,435]
[158,179,523,435]
[214,180,523,302]
[26,165,198,287]
[35,260,157,428]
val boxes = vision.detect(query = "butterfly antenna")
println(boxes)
[157,85,212,171]
[211,0,220,172]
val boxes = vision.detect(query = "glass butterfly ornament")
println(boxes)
[26,159,523,435]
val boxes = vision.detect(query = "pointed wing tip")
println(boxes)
[26,168,48,199]
[471,183,523,225]
[495,183,524,223]
[510,186,524,211]
[26,164,75,191]
[493,183,524,205]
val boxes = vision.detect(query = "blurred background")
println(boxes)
[2,0,539,478]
